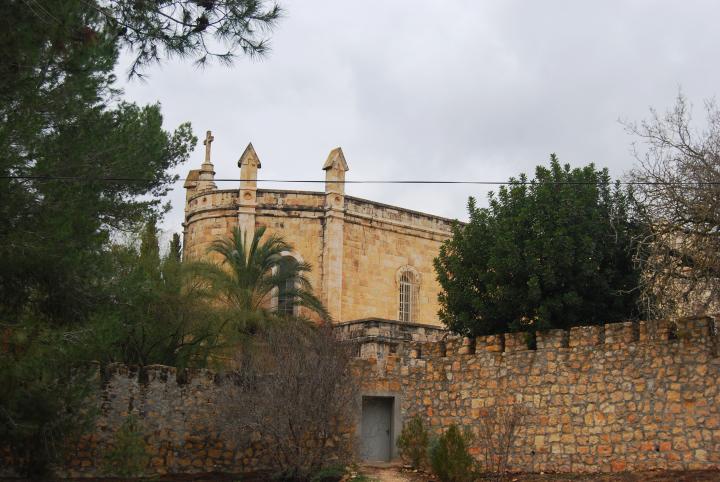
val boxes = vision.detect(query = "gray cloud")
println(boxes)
[117,0,720,236]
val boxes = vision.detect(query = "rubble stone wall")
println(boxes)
[4,318,719,477]
[59,364,274,478]
[357,316,720,473]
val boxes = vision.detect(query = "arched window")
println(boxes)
[276,256,299,317]
[397,266,420,323]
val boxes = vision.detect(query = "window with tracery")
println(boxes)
[398,267,419,322]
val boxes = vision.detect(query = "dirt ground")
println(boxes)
[3,467,719,482]
[358,464,720,482]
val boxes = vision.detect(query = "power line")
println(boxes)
[1,174,719,186]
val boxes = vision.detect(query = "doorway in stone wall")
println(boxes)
[360,396,394,462]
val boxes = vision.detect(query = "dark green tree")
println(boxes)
[92,220,226,368]
[0,0,280,475]
[169,233,183,262]
[434,155,644,337]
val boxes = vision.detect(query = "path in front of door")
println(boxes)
[359,463,432,482]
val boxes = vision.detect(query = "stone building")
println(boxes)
[183,132,453,339]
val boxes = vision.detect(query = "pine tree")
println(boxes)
[0,0,281,474]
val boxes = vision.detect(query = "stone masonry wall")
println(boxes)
[57,364,275,478]
[358,316,720,473]
[183,187,454,326]
[4,318,719,477]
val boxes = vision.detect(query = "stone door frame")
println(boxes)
[356,391,402,461]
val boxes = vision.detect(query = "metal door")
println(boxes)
[360,396,393,461]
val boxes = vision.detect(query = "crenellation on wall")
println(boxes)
[505,332,528,353]
[569,325,604,347]
[458,336,476,355]
[537,329,569,350]
[675,315,715,340]
[52,363,283,478]
[604,321,638,345]
[443,336,461,356]
[357,316,720,473]
[638,319,672,342]
[476,333,505,353]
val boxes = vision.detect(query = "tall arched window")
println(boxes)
[397,267,420,323]
[276,256,299,317]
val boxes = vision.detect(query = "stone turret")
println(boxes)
[323,147,348,196]
[322,147,349,322]
[196,130,217,191]
[238,143,261,241]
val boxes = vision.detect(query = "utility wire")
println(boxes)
[1,174,719,186]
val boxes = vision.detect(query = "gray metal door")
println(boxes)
[361,396,393,461]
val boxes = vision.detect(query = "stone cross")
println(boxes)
[203,130,214,163]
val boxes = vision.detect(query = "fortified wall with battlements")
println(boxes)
[357,316,720,473]
[4,316,717,477]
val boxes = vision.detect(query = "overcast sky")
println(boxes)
[117,0,720,237]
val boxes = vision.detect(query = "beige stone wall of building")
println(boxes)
[255,190,326,320]
[182,145,455,326]
[183,189,239,262]
[341,206,451,325]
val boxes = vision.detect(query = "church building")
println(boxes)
[183,132,454,342]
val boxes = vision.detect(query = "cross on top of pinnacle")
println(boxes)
[203,130,214,163]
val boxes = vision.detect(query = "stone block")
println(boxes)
[638,319,674,342]
[675,316,713,341]
[569,325,603,347]
[444,337,460,355]
[476,334,504,352]
[537,329,569,349]
[604,321,637,345]
[458,336,476,355]
[504,332,528,353]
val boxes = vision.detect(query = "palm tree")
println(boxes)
[199,226,330,327]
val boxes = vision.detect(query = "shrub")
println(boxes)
[219,320,356,480]
[102,414,149,477]
[310,464,345,482]
[476,405,528,481]
[429,424,476,482]
[397,415,430,469]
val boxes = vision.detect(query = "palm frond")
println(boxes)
[194,226,329,325]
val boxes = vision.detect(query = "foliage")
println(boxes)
[91,219,228,368]
[476,405,528,481]
[624,93,720,319]
[0,325,97,477]
[95,0,281,76]
[219,319,356,480]
[397,415,430,469]
[0,0,193,463]
[0,0,280,476]
[429,424,476,482]
[197,226,330,331]
[310,465,346,482]
[435,155,644,336]
[102,414,149,477]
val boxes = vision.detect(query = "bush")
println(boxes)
[310,465,345,482]
[102,414,149,477]
[429,424,476,482]
[219,320,356,480]
[476,405,528,481]
[397,415,430,469]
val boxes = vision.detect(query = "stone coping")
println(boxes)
[186,188,461,226]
